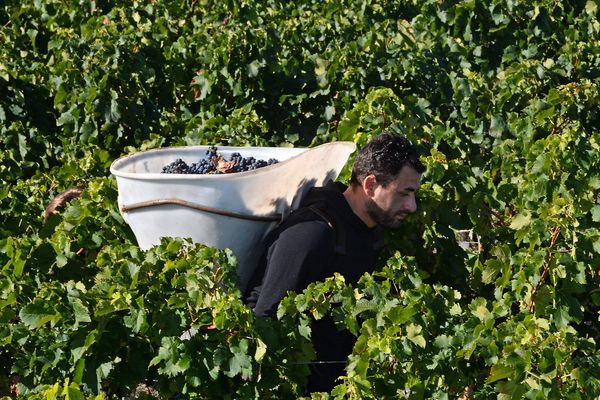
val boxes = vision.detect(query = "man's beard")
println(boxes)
[365,198,407,229]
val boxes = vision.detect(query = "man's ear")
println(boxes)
[362,175,378,197]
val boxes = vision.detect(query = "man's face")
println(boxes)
[365,165,422,228]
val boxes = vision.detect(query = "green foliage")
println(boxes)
[1,0,599,398]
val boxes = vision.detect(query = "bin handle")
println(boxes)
[120,198,282,222]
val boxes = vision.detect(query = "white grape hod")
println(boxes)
[110,142,356,292]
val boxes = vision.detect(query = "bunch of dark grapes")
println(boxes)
[161,158,189,174]
[205,146,219,160]
[228,153,279,172]
[188,158,212,174]
[161,147,279,175]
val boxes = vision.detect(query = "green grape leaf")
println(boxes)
[19,302,60,329]
[509,212,532,230]
[486,363,514,383]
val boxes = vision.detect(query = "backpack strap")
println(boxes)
[308,205,347,256]
[243,203,348,301]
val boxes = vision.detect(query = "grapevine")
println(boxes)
[0,0,598,398]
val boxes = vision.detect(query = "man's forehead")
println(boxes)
[392,167,422,190]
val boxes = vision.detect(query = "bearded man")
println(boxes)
[245,133,426,392]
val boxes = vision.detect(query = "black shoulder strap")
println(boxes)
[243,203,347,299]
[308,205,347,255]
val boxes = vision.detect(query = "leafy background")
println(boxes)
[1,0,599,398]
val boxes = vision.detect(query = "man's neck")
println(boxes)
[343,184,377,228]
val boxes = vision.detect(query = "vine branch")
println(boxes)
[528,226,561,312]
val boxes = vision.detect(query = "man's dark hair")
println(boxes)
[350,133,426,187]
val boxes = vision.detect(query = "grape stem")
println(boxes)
[528,226,561,312]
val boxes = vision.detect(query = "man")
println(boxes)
[244,133,426,392]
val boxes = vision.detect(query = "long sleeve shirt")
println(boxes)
[244,182,385,392]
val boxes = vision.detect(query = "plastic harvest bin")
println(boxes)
[110,142,356,291]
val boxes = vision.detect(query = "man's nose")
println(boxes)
[404,195,417,214]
